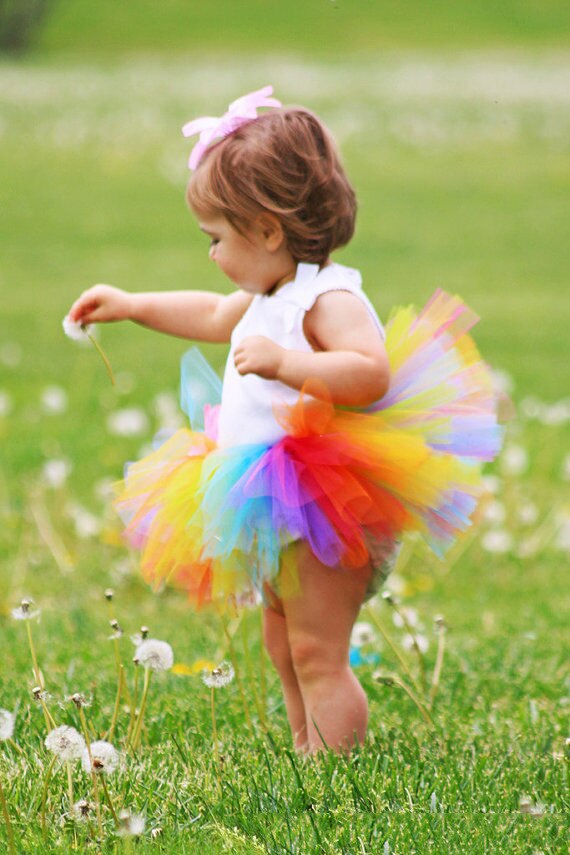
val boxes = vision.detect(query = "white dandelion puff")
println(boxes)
[391,606,419,629]
[403,633,429,654]
[0,390,12,418]
[483,500,506,525]
[482,474,502,495]
[500,444,528,476]
[350,621,377,648]
[202,661,235,689]
[116,810,145,838]
[517,502,538,526]
[45,725,86,761]
[481,530,513,554]
[107,407,149,437]
[0,709,15,741]
[133,639,173,672]
[62,315,95,344]
[40,385,68,415]
[82,740,119,775]
[11,599,41,621]
[71,799,93,821]
[41,458,72,489]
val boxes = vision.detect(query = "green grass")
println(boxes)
[33,0,570,57]
[1,52,569,852]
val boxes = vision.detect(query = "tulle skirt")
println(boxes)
[115,290,502,609]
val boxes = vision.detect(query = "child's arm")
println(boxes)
[234,290,390,407]
[68,285,253,343]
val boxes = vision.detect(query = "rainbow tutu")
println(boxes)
[115,290,502,608]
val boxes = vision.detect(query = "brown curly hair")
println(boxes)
[186,108,357,266]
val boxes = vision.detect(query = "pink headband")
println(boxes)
[181,85,282,170]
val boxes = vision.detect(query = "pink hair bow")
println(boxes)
[182,85,282,170]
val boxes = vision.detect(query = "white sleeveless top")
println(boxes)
[217,262,385,448]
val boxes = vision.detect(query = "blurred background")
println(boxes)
[1,1,569,640]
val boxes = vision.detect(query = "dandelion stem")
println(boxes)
[98,774,119,825]
[388,598,428,695]
[0,775,16,855]
[26,619,43,690]
[221,620,253,730]
[106,664,124,744]
[78,708,103,839]
[388,674,436,728]
[40,754,57,839]
[364,607,421,694]
[131,668,152,751]
[66,761,74,812]
[259,606,267,725]
[86,331,115,386]
[428,621,447,711]
[126,666,139,749]
[210,686,222,792]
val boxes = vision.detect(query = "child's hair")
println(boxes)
[186,108,357,266]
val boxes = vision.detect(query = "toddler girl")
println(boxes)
[68,86,501,754]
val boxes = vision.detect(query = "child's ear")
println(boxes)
[257,214,285,252]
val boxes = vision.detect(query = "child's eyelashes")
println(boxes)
[210,238,219,247]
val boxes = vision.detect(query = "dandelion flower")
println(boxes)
[202,661,235,689]
[62,315,94,343]
[68,692,91,709]
[11,599,41,621]
[82,740,119,775]
[0,709,15,741]
[133,639,173,672]
[116,810,145,838]
[45,725,86,762]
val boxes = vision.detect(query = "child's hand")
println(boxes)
[68,284,132,325]
[234,336,284,379]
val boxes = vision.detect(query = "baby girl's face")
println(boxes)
[197,213,295,294]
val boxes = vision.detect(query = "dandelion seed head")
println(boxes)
[62,315,94,343]
[391,605,419,629]
[82,740,119,775]
[108,619,123,640]
[0,390,13,418]
[32,686,50,702]
[481,529,513,554]
[202,661,235,688]
[133,638,173,672]
[482,499,506,525]
[45,725,86,761]
[350,621,377,648]
[500,444,528,476]
[0,709,15,741]
[71,799,93,821]
[12,599,41,621]
[69,692,91,709]
[41,457,72,489]
[116,810,145,838]
[41,385,68,415]
[403,632,429,653]
[151,826,163,839]
[107,407,149,437]
[104,588,114,601]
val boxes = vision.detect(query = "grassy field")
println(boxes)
[1,27,569,855]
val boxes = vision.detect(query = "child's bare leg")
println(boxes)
[283,543,372,754]
[262,599,308,751]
